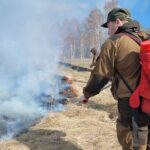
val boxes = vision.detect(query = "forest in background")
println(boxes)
[59,0,150,60]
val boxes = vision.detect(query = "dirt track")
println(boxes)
[0,61,122,150]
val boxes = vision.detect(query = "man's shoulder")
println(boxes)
[104,34,126,44]
[101,37,118,54]
[110,33,130,41]
[102,34,123,47]
[137,31,150,41]
[102,38,114,49]
[111,31,149,42]
[108,33,139,44]
[102,32,139,53]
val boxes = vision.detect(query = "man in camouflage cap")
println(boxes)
[101,8,131,28]
[80,8,150,150]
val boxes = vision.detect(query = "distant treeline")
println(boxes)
[59,0,150,60]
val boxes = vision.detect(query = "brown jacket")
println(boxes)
[83,21,149,99]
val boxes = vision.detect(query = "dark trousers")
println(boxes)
[117,98,150,150]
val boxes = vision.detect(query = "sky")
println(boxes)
[117,0,150,28]
[45,0,150,29]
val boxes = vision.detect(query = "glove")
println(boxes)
[79,96,89,104]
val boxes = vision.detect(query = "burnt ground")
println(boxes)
[0,59,122,150]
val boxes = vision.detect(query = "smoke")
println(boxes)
[0,0,112,140]
[0,0,63,139]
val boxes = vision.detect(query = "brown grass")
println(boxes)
[0,59,121,150]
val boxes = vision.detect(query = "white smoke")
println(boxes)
[0,0,62,139]
[0,0,110,140]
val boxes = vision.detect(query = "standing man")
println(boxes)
[80,8,150,150]
[89,48,99,68]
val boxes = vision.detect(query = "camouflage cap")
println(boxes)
[101,8,131,28]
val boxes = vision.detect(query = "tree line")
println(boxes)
[59,0,150,60]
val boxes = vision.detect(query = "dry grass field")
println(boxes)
[0,59,122,150]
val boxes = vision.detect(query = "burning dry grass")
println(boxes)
[0,59,121,150]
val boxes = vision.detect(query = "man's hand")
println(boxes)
[79,96,89,104]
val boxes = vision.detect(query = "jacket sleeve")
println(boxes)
[83,39,117,98]
[93,38,116,76]
[83,74,109,98]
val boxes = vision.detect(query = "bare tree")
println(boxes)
[60,0,118,60]
[60,19,81,59]
[104,0,118,15]
[84,8,104,57]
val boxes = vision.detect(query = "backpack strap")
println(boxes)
[117,32,142,45]
[114,32,142,93]
[114,67,134,93]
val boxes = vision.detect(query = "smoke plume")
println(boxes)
[0,0,61,139]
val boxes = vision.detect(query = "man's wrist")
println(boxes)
[82,96,89,103]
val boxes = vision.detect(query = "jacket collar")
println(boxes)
[115,20,140,34]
